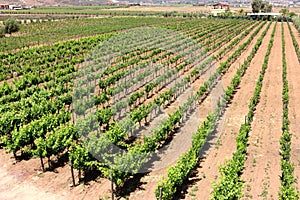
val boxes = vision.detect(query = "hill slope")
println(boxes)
[0,0,108,6]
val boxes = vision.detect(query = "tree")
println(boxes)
[289,12,297,18]
[261,2,272,13]
[280,8,289,17]
[252,0,272,13]
[252,0,262,13]
[4,18,20,35]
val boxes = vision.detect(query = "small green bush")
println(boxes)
[4,18,20,35]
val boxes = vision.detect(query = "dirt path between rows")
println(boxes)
[183,22,271,200]
[284,22,300,191]
[241,23,283,200]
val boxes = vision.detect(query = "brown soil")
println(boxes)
[241,23,283,199]
[284,23,300,191]
[183,22,271,200]
[0,148,114,200]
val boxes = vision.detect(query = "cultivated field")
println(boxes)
[0,10,300,200]
[104,5,300,14]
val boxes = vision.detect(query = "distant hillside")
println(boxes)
[0,0,108,6]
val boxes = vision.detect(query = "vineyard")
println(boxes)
[0,14,300,200]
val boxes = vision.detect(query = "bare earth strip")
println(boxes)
[0,167,62,200]
[184,22,272,200]
[0,149,114,200]
[241,23,283,200]
[284,22,300,191]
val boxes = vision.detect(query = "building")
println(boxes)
[211,2,230,16]
[0,4,9,9]
[247,12,282,18]
[9,5,23,10]
[22,5,33,10]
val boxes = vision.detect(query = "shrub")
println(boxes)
[4,18,20,35]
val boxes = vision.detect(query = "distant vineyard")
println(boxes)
[0,17,182,52]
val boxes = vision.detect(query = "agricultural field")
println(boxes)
[0,9,300,200]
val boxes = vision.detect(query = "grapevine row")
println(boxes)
[279,22,298,199]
